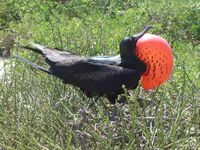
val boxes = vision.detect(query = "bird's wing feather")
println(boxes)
[24,43,141,95]
[29,43,121,66]
[28,43,82,65]
[88,55,121,65]
[50,60,141,95]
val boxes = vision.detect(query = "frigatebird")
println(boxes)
[15,26,174,103]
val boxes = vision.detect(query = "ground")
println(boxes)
[0,0,200,149]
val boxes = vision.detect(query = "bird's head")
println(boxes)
[120,26,174,90]
[120,25,153,59]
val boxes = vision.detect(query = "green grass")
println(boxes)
[0,0,200,149]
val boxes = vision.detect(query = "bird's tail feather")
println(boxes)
[14,54,50,74]
[20,42,46,54]
[20,46,43,54]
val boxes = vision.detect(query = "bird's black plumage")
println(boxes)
[16,26,152,103]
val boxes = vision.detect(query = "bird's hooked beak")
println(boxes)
[134,25,153,41]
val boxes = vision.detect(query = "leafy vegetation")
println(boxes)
[0,0,200,149]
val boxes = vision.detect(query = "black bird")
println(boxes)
[15,26,153,103]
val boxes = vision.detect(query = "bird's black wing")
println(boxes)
[21,43,142,102]
[29,44,140,92]
[49,59,141,95]
[26,43,122,65]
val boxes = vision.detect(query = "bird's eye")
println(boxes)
[120,37,131,45]
[124,37,131,42]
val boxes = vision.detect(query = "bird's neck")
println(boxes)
[120,56,147,75]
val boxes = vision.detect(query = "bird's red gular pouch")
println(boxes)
[135,33,174,90]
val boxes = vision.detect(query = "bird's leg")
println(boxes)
[109,94,128,121]
[118,95,127,104]
[110,102,120,121]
